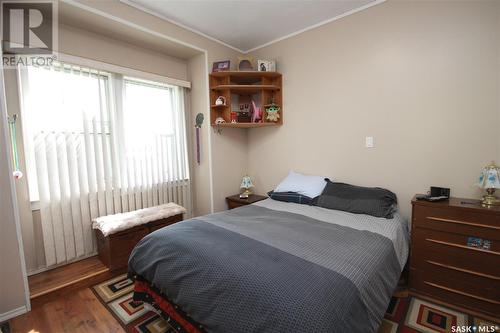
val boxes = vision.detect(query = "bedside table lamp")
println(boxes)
[477,161,500,207]
[240,176,254,199]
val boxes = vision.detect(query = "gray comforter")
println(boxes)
[129,199,409,333]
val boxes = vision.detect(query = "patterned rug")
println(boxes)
[379,297,498,333]
[93,274,177,333]
[93,274,499,333]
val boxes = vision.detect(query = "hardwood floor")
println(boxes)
[7,256,128,332]
[28,256,124,307]
[9,288,125,333]
[29,256,109,299]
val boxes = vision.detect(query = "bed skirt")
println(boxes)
[131,275,205,333]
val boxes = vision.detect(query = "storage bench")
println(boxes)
[93,203,185,271]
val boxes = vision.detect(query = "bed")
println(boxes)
[128,198,409,333]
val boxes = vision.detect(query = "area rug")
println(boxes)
[93,274,499,333]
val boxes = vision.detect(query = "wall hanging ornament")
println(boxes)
[195,113,204,165]
[8,114,23,179]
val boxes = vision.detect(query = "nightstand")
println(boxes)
[409,196,500,321]
[226,194,267,209]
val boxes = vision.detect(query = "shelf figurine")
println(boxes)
[265,105,280,122]
[215,117,226,124]
[251,100,262,123]
[215,96,226,106]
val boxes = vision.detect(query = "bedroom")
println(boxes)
[0,0,499,332]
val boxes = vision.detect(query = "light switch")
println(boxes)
[365,136,374,148]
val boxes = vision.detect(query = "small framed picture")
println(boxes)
[212,60,230,72]
[257,60,276,72]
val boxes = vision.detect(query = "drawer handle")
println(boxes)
[427,216,500,230]
[425,238,500,256]
[426,260,500,281]
[424,281,500,305]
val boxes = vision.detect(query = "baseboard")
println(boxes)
[0,306,27,322]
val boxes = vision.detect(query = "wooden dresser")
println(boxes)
[410,196,500,320]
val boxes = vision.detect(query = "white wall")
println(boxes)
[0,67,29,321]
[247,0,500,218]
[59,24,189,81]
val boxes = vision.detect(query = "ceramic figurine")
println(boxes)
[265,105,280,122]
[215,96,226,106]
[215,117,226,124]
[251,100,262,123]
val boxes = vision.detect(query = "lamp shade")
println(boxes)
[478,162,500,189]
[240,176,254,189]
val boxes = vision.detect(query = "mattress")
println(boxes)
[128,199,409,333]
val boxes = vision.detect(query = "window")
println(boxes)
[18,60,191,266]
[20,63,111,202]
[20,61,190,206]
[20,63,189,215]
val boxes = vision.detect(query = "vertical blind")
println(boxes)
[19,61,191,267]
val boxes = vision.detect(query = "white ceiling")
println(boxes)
[122,0,381,53]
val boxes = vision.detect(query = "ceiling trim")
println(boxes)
[119,0,386,54]
[245,0,386,53]
[61,0,207,54]
[119,0,245,53]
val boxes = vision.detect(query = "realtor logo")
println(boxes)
[1,0,56,54]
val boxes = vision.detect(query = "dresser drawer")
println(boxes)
[410,268,500,317]
[413,206,500,238]
[410,260,500,300]
[411,228,500,277]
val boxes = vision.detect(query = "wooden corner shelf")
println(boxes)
[210,71,281,78]
[212,122,279,128]
[212,84,280,91]
[209,71,283,129]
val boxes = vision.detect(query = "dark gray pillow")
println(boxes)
[313,180,397,218]
[267,190,314,205]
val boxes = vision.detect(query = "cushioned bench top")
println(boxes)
[92,203,186,236]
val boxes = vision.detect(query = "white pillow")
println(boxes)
[274,171,327,198]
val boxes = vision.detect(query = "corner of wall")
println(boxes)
[0,60,30,319]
